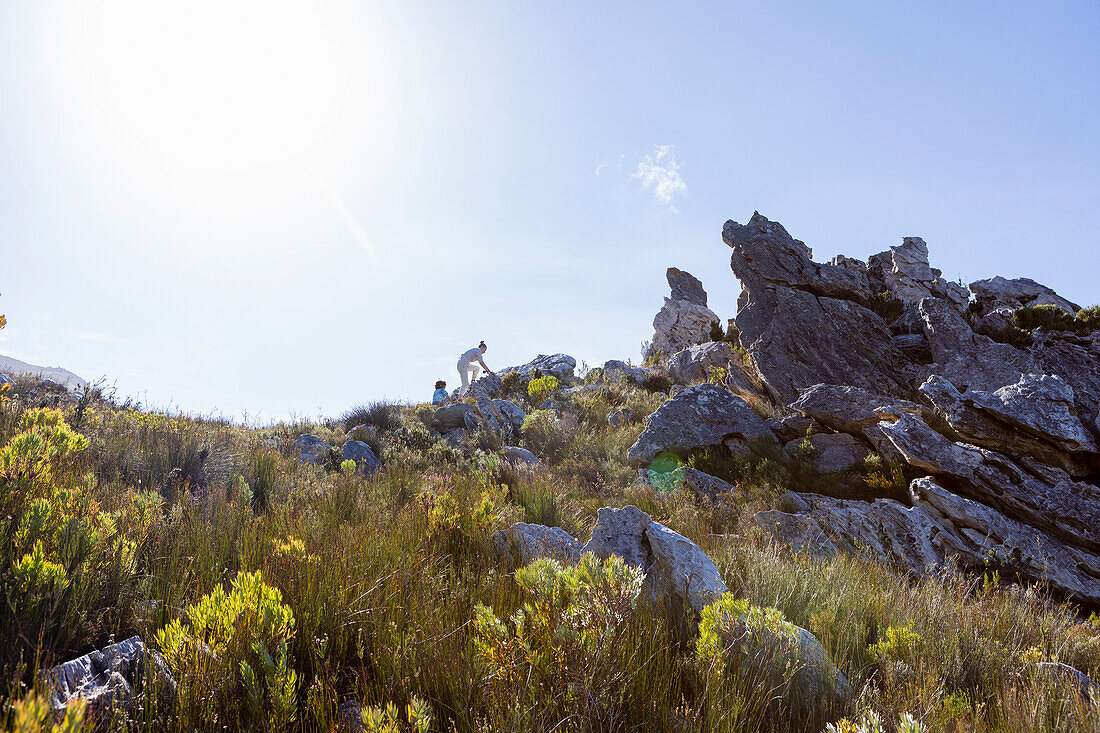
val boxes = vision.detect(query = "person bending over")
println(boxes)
[457,341,495,397]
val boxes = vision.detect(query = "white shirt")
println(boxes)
[459,347,484,367]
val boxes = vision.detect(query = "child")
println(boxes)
[432,380,448,405]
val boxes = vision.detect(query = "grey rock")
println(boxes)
[765,413,828,442]
[781,481,1100,605]
[582,505,728,614]
[866,237,969,309]
[681,466,742,503]
[608,407,635,428]
[441,428,468,448]
[341,441,382,477]
[970,276,1080,317]
[667,267,709,307]
[790,384,927,435]
[754,511,838,558]
[644,298,722,363]
[733,278,917,406]
[1030,331,1100,432]
[974,306,1017,337]
[920,297,1034,391]
[723,212,872,301]
[626,384,774,466]
[0,372,12,387]
[431,403,479,433]
[668,342,739,385]
[1033,662,1097,700]
[595,360,649,386]
[338,701,365,733]
[920,374,1096,475]
[491,399,526,433]
[501,446,541,467]
[875,411,1100,554]
[499,354,577,387]
[293,434,334,466]
[493,522,581,565]
[46,636,175,719]
[786,432,869,473]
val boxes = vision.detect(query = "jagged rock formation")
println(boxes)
[643,268,722,363]
[714,211,1099,604]
[667,342,739,385]
[46,636,175,719]
[498,354,577,387]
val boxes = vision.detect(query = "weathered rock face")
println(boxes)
[919,374,1096,475]
[492,522,581,565]
[681,466,742,503]
[724,216,919,405]
[786,432,869,473]
[866,237,969,309]
[626,384,774,466]
[431,404,478,433]
[668,342,739,385]
[594,359,649,386]
[1030,332,1100,431]
[46,636,175,719]
[875,411,1100,555]
[724,213,872,301]
[607,407,635,428]
[501,446,541,467]
[342,440,382,477]
[754,510,838,559]
[790,384,927,435]
[919,297,1034,392]
[768,482,1100,605]
[499,354,577,386]
[582,505,728,614]
[293,434,334,466]
[643,267,722,363]
[970,275,1080,317]
[645,299,722,363]
[667,267,708,307]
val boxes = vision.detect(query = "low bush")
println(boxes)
[342,401,403,434]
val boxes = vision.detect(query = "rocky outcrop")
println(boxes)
[754,510,838,558]
[681,466,742,503]
[766,481,1100,606]
[866,237,968,309]
[431,404,478,433]
[970,276,1080,317]
[492,522,581,565]
[668,342,739,385]
[919,374,1096,475]
[786,432,869,473]
[724,214,918,405]
[790,384,927,435]
[875,411,1100,555]
[626,384,773,466]
[667,267,708,307]
[592,359,649,386]
[582,505,728,614]
[643,269,722,362]
[46,636,174,720]
[293,434,334,466]
[607,407,634,428]
[341,441,382,477]
[501,446,541,467]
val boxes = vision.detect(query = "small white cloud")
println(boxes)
[631,145,686,211]
[595,161,606,176]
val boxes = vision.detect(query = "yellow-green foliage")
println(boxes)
[869,623,923,665]
[360,695,431,733]
[527,375,560,404]
[826,710,926,733]
[8,689,87,733]
[0,408,88,488]
[155,570,296,728]
[697,594,798,675]
[473,554,643,718]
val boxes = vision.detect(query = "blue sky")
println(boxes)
[2,1,1098,420]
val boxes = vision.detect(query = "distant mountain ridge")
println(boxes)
[0,353,86,392]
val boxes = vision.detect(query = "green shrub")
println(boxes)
[527,375,560,405]
[1013,303,1100,336]
[867,290,906,323]
[342,401,403,433]
[520,410,572,462]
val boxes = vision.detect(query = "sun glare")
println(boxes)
[46,1,387,204]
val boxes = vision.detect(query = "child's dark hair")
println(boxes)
[479,340,486,349]
[435,380,446,390]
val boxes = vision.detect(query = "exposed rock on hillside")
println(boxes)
[724,213,917,404]
[626,384,773,466]
[47,636,174,719]
[866,236,969,309]
[667,341,739,385]
[643,268,722,363]
[970,275,1080,317]
[499,354,577,387]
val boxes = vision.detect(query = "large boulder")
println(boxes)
[644,299,722,363]
[866,236,969,309]
[341,440,382,477]
[594,359,649,386]
[626,384,774,466]
[786,432,869,473]
[969,275,1080,318]
[492,522,582,565]
[754,510,838,558]
[875,411,1100,555]
[668,341,739,385]
[501,446,541,467]
[293,434,334,466]
[499,354,577,387]
[431,403,479,433]
[582,505,728,613]
[919,374,1096,475]
[46,636,174,719]
[790,384,927,434]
